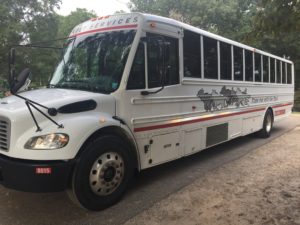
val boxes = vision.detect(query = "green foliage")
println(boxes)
[0,78,8,97]
[251,0,300,90]
[57,8,96,38]
[0,0,61,88]
[295,90,300,111]
[114,10,127,14]
[129,0,256,41]
[0,2,95,91]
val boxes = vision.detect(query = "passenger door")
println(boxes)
[119,32,182,168]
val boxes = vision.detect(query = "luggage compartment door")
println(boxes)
[149,132,180,165]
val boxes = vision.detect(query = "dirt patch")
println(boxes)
[124,126,300,225]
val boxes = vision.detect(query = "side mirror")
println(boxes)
[10,68,31,94]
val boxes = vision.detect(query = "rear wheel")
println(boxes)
[257,110,273,138]
[68,135,134,211]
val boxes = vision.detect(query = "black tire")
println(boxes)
[68,135,134,211]
[257,110,273,138]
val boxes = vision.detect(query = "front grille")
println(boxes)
[0,117,10,151]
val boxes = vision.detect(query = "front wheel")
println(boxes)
[68,135,134,211]
[257,110,273,138]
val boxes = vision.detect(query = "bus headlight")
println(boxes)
[25,133,69,150]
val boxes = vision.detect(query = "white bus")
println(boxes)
[0,13,294,210]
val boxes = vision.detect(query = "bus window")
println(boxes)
[270,58,275,83]
[220,42,232,80]
[282,62,287,84]
[183,30,201,78]
[245,50,253,81]
[262,55,268,82]
[255,53,262,82]
[127,43,145,90]
[233,46,243,81]
[203,36,218,79]
[276,60,281,84]
[287,63,292,84]
[147,34,179,88]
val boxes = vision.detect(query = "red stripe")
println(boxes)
[134,102,294,133]
[70,24,138,37]
[134,107,265,132]
[272,102,293,108]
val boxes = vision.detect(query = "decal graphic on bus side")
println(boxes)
[197,86,250,111]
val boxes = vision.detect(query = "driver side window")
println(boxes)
[127,43,145,90]
[147,33,179,88]
[127,34,179,90]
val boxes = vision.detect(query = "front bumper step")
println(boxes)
[0,154,74,192]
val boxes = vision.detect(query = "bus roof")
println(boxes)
[70,13,293,64]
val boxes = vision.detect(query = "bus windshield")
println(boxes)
[50,30,136,94]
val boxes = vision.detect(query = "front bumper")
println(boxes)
[0,153,74,192]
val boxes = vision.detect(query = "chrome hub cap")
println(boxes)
[266,114,272,133]
[89,152,124,196]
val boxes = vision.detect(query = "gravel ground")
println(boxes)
[124,119,300,225]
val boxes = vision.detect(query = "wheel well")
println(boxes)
[75,126,139,170]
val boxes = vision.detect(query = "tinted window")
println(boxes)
[147,33,179,88]
[245,50,253,81]
[127,43,145,90]
[220,42,232,80]
[282,63,287,84]
[234,46,243,81]
[203,36,218,79]
[270,58,275,83]
[183,30,201,78]
[276,60,281,84]
[287,63,292,84]
[262,55,268,82]
[255,53,262,82]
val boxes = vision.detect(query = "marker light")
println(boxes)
[25,133,69,150]
[149,22,156,28]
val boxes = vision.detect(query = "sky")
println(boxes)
[56,0,130,16]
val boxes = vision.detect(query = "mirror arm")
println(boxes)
[25,100,63,131]
[8,48,15,88]
[14,93,48,110]
[25,101,42,132]
[140,86,164,96]
[13,93,63,131]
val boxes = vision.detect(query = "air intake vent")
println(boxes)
[0,117,10,151]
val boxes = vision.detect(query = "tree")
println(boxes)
[129,0,255,41]
[57,8,96,38]
[27,8,97,85]
[252,0,300,89]
[0,0,61,89]
[0,3,96,91]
